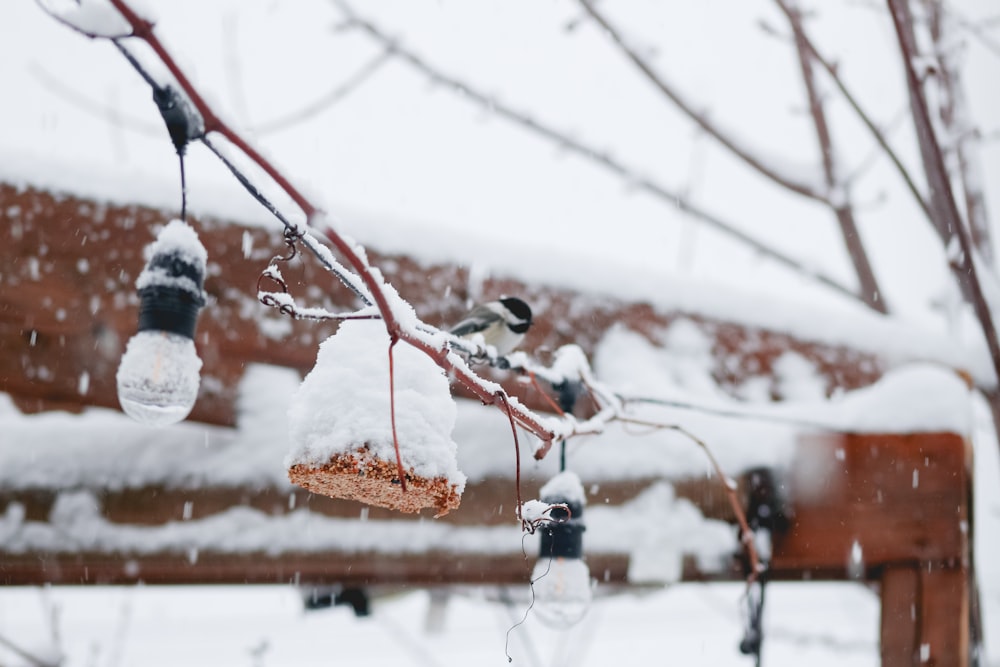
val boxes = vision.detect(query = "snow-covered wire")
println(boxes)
[201,135,375,307]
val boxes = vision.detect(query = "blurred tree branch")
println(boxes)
[580,0,890,314]
[927,0,993,266]
[778,0,887,313]
[577,0,831,205]
[332,0,871,310]
[887,0,1000,395]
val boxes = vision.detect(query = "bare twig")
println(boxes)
[0,632,59,667]
[514,350,762,583]
[332,0,870,309]
[612,415,761,584]
[778,0,888,314]
[387,336,408,492]
[953,9,1000,61]
[775,12,932,223]
[927,2,993,265]
[577,0,831,205]
[29,61,161,136]
[497,391,529,528]
[253,50,391,134]
[887,0,1000,390]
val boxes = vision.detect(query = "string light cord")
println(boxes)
[617,394,845,432]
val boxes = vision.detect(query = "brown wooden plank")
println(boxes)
[0,476,738,528]
[0,183,885,425]
[0,550,691,588]
[919,566,969,667]
[881,566,919,667]
[773,432,969,575]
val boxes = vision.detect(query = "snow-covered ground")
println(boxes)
[0,389,997,666]
[0,582,881,667]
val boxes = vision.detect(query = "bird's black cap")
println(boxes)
[500,296,532,324]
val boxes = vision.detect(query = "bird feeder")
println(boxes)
[285,319,466,515]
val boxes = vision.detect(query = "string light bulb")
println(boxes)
[531,471,592,628]
[116,220,207,426]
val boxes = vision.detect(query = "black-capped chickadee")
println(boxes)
[449,297,533,357]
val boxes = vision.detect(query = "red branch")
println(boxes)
[497,392,525,523]
[387,337,407,492]
[103,0,557,450]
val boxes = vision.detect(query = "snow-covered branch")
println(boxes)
[927,2,994,266]
[505,344,761,579]
[886,0,1000,392]
[777,0,887,314]
[41,0,562,451]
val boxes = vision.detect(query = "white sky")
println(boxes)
[3,0,999,332]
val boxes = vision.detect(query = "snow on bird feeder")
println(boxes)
[285,319,466,515]
[531,470,593,628]
[116,220,206,427]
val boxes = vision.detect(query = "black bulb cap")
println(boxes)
[538,496,586,560]
[136,250,206,339]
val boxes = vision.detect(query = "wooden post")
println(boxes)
[881,566,919,667]
[880,565,969,666]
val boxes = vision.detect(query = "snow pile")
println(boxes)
[134,219,209,298]
[0,483,734,565]
[285,319,465,488]
[593,322,974,435]
[539,470,586,505]
[823,363,973,434]
[620,482,735,584]
[36,0,131,37]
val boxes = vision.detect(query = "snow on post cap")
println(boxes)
[135,220,208,298]
[286,319,466,488]
[540,470,586,506]
[551,344,590,381]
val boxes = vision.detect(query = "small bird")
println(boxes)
[449,296,533,358]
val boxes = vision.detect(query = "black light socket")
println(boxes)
[137,250,206,339]
[539,497,586,560]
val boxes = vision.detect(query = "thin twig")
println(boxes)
[0,632,59,667]
[887,0,1000,390]
[777,0,887,314]
[616,416,761,583]
[772,1,932,225]
[387,336,408,492]
[498,392,526,523]
[28,61,161,136]
[927,2,994,265]
[253,49,392,134]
